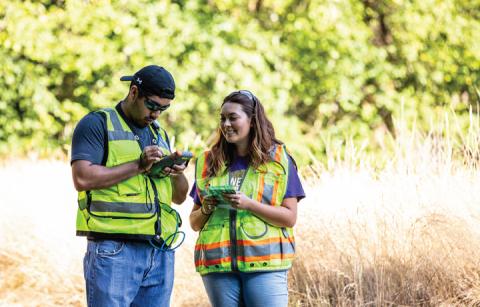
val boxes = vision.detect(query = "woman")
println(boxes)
[189,90,305,307]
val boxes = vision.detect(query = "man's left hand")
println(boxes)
[161,162,187,177]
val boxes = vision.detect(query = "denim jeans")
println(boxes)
[83,240,175,307]
[202,270,289,307]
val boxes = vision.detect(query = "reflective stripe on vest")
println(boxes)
[76,107,180,244]
[193,145,296,275]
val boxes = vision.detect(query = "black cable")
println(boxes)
[145,176,153,211]
[139,152,154,211]
[152,166,173,179]
[139,152,150,174]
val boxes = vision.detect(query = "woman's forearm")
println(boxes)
[189,204,211,232]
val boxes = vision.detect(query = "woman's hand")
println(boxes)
[201,195,219,214]
[221,191,252,211]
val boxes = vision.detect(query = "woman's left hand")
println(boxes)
[222,191,252,211]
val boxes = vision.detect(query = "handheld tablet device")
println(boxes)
[149,151,193,177]
[206,185,237,209]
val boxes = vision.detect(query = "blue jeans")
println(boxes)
[83,240,175,307]
[202,271,289,307]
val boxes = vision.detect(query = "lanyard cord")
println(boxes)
[147,174,185,251]
[145,176,153,211]
[149,208,186,251]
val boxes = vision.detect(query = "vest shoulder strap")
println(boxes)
[268,145,284,163]
[195,151,211,179]
[284,145,298,171]
[268,144,291,166]
[95,108,129,133]
[149,124,170,152]
[94,108,115,131]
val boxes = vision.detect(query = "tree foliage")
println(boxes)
[1,0,479,164]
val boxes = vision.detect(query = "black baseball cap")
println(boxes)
[120,65,175,100]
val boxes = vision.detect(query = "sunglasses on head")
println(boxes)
[134,80,170,112]
[238,90,262,142]
[238,90,257,112]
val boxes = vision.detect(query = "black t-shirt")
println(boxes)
[71,102,170,165]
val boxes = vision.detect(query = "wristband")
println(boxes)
[139,152,150,174]
[201,206,212,216]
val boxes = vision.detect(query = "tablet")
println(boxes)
[149,151,193,178]
[206,185,237,209]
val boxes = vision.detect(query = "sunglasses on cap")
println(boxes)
[133,80,171,112]
[238,90,257,112]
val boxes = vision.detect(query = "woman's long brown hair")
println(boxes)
[206,91,283,179]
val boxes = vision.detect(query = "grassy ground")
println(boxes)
[0,112,479,306]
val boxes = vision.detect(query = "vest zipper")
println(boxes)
[229,209,238,271]
[228,168,249,272]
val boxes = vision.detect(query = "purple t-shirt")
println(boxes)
[189,154,306,206]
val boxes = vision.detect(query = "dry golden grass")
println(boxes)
[290,110,480,306]
[0,109,479,306]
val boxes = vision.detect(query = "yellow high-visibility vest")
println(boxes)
[194,144,296,275]
[76,107,180,247]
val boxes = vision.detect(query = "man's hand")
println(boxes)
[141,145,166,171]
[161,162,187,177]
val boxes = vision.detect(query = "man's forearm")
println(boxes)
[171,174,188,204]
[72,160,143,191]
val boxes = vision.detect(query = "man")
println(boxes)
[71,65,188,306]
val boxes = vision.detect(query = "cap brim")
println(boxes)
[120,76,134,81]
